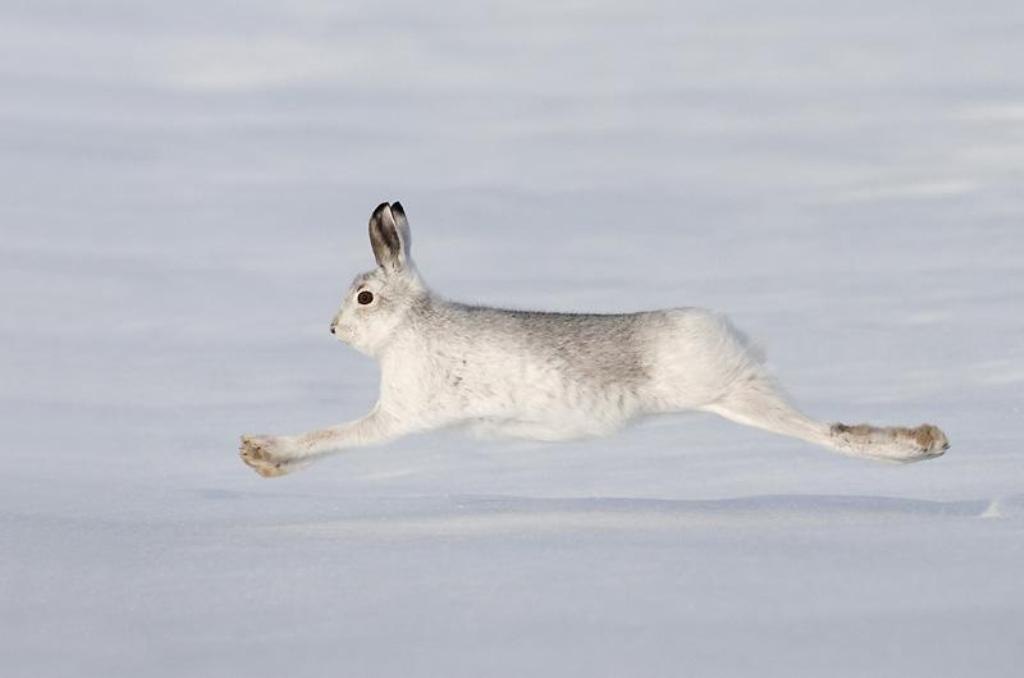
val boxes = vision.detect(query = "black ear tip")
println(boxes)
[391,201,405,217]
[371,202,391,220]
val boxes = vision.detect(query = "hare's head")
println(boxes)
[330,201,425,355]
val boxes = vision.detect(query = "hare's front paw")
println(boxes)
[239,434,300,478]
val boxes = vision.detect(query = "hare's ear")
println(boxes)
[390,201,412,257]
[368,202,408,271]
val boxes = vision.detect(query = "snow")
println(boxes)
[2,1,1023,676]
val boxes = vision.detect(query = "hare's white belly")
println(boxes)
[383,349,644,440]
[465,379,643,441]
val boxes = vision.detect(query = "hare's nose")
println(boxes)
[329,324,336,335]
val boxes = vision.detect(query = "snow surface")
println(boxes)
[2,1,1023,676]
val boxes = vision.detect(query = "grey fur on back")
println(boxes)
[394,289,752,387]
[414,299,652,389]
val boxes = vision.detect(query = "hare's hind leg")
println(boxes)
[701,376,831,450]
[702,376,948,463]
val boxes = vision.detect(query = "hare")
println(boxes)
[240,202,949,477]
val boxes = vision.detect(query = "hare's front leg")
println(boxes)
[239,410,402,478]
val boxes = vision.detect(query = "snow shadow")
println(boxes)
[265,493,1024,538]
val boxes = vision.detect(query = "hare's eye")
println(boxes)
[357,290,374,305]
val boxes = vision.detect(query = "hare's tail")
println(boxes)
[701,376,948,463]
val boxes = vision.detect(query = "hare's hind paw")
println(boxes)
[239,435,302,478]
[830,422,949,463]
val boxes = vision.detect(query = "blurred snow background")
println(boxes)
[1,1,1023,676]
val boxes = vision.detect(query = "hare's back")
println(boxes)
[450,306,647,387]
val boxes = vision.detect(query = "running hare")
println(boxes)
[240,202,948,477]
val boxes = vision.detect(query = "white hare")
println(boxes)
[240,202,948,477]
